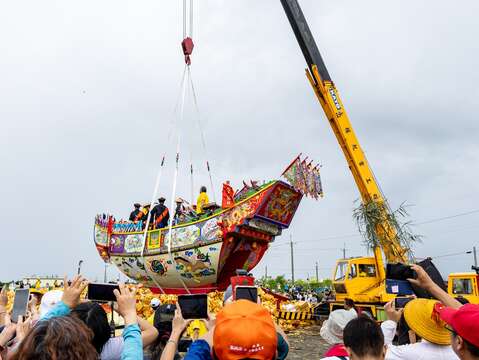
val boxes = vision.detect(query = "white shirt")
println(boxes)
[381,320,459,360]
[100,337,124,360]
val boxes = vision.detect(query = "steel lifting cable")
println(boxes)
[139,64,190,293]
[190,154,194,205]
[182,0,194,66]
[142,0,207,294]
[188,67,217,203]
[140,156,167,294]
[183,0,187,39]
[183,0,193,38]
[167,137,191,294]
[189,0,193,38]
[181,0,217,202]
[162,53,192,294]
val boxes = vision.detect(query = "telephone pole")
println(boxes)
[290,234,295,285]
[341,242,347,259]
[473,246,478,267]
[315,261,319,282]
[77,260,83,275]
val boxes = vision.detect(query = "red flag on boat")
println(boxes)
[222,181,235,208]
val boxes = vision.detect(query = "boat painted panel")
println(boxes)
[256,182,302,227]
[110,241,223,289]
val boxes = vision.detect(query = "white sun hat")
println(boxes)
[150,298,161,309]
[39,290,64,317]
[320,309,357,345]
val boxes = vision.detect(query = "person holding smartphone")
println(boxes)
[380,264,464,360]
[0,286,8,327]
[17,275,146,360]
[179,299,278,360]
[221,284,290,360]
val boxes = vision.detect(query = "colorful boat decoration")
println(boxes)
[94,180,303,294]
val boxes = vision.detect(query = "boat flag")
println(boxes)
[281,155,323,199]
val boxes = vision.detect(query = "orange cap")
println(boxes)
[213,300,277,360]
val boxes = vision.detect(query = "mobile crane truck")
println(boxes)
[280,0,478,318]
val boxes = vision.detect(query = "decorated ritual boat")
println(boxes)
[92,6,323,294]
[94,180,303,294]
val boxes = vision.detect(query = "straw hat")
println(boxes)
[404,299,450,345]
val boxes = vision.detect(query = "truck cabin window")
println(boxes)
[452,278,473,294]
[357,264,377,277]
[349,264,357,279]
[335,262,348,281]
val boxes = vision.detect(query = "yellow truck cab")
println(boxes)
[330,256,395,320]
[448,272,479,304]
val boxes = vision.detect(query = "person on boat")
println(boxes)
[129,203,141,222]
[174,198,184,218]
[174,198,189,225]
[151,197,170,229]
[221,181,235,209]
[196,186,209,215]
[134,204,149,222]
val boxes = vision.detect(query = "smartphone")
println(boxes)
[87,283,120,302]
[177,294,208,319]
[235,286,258,303]
[395,297,413,308]
[11,289,30,323]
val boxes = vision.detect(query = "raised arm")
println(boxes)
[114,284,143,360]
[137,315,158,347]
[0,286,8,326]
[160,308,193,360]
[408,264,462,309]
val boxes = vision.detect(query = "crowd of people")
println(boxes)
[319,264,479,360]
[1,263,478,359]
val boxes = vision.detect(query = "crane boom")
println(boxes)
[280,0,407,264]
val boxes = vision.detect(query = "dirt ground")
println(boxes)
[286,324,330,359]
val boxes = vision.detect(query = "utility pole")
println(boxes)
[473,246,478,268]
[290,234,295,285]
[315,261,319,282]
[104,263,108,283]
[341,242,347,259]
[77,260,83,275]
[265,266,268,279]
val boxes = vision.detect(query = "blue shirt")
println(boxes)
[121,324,143,360]
[184,340,212,360]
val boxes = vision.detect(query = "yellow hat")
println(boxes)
[404,299,450,345]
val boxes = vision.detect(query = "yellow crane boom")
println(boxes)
[280,0,407,264]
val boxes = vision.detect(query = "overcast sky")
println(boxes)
[1,0,478,283]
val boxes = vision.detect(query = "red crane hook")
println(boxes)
[182,37,194,66]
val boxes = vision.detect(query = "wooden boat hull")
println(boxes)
[94,180,302,293]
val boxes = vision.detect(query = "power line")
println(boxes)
[414,209,479,226]
[269,246,359,252]
[270,208,479,249]
[270,234,360,248]
[423,250,472,260]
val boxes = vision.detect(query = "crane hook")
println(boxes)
[181,37,194,66]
